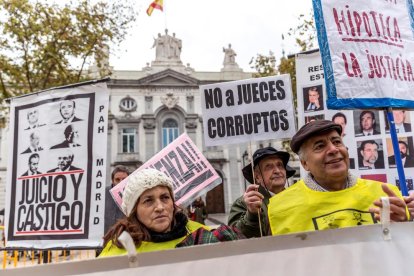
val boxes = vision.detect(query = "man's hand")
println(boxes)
[369,183,408,222]
[243,184,264,214]
[403,192,414,221]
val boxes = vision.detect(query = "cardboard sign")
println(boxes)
[111,133,221,211]
[313,0,414,109]
[5,82,109,248]
[200,75,296,146]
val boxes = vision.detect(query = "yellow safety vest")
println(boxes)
[99,220,208,257]
[268,178,403,235]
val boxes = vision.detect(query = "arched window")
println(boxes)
[162,118,179,147]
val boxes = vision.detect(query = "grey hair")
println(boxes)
[297,146,307,161]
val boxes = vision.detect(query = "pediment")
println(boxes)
[136,69,199,86]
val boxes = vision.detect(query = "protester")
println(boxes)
[104,166,130,235]
[228,147,295,237]
[99,168,243,257]
[268,120,409,236]
[187,197,208,225]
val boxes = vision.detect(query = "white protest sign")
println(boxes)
[111,133,222,211]
[5,81,109,249]
[200,75,296,147]
[313,0,414,109]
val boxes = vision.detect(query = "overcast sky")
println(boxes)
[110,0,315,72]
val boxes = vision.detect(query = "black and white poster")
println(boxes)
[5,82,109,248]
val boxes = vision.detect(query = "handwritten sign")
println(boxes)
[313,0,414,109]
[111,133,221,211]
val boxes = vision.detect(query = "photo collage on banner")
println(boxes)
[296,51,414,192]
[5,82,109,248]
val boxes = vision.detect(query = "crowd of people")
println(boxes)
[96,119,414,259]
[4,118,414,264]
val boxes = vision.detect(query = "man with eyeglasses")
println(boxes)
[47,150,81,172]
[228,147,295,237]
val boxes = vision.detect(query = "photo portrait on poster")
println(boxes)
[396,178,414,193]
[386,137,414,168]
[303,85,324,112]
[24,108,46,130]
[305,114,325,124]
[6,84,109,249]
[21,132,44,154]
[55,99,83,124]
[354,110,381,137]
[331,112,347,137]
[21,153,42,176]
[50,124,82,149]
[357,139,385,170]
[384,109,412,134]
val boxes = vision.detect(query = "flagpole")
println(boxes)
[164,0,168,31]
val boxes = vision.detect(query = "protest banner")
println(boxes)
[199,75,296,147]
[7,222,414,276]
[313,0,414,109]
[5,80,109,249]
[296,50,414,192]
[111,133,221,210]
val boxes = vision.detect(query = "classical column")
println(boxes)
[145,95,153,113]
[185,114,198,142]
[186,94,194,113]
[142,114,156,160]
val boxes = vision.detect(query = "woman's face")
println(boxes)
[136,186,174,233]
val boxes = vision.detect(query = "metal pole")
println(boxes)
[386,107,408,196]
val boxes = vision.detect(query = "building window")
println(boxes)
[162,119,179,148]
[122,128,135,153]
[119,96,137,112]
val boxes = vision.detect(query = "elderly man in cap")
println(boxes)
[228,147,295,238]
[268,120,409,236]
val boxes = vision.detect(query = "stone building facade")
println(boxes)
[0,31,295,216]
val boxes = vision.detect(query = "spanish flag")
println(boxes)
[146,0,163,16]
